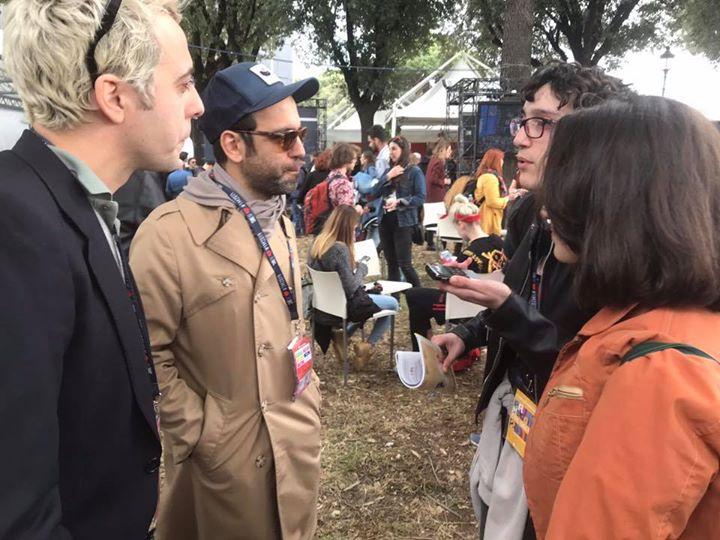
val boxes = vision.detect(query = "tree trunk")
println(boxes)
[355,100,380,149]
[499,0,537,95]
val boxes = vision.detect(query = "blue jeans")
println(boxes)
[290,200,304,236]
[368,224,380,247]
[347,294,398,344]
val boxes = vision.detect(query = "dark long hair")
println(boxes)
[389,136,410,167]
[542,95,720,310]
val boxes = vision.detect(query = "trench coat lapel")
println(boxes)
[203,211,263,277]
[183,198,297,310]
[255,216,294,290]
[12,130,159,438]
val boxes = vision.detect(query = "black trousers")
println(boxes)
[405,287,446,351]
[379,212,421,287]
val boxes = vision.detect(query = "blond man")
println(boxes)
[0,1,203,538]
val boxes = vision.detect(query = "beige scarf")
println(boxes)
[181,164,286,238]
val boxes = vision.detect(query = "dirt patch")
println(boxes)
[300,237,484,538]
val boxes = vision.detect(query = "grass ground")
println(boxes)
[299,237,484,539]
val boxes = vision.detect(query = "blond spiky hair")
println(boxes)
[3,0,183,130]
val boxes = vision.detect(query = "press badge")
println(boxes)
[288,334,314,399]
[506,389,537,458]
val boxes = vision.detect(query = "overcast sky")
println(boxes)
[611,48,720,120]
[292,45,720,121]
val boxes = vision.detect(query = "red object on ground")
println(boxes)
[453,347,480,372]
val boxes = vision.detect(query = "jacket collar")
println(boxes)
[176,196,294,283]
[176,196,227,246]
[12,130,160,440]
[578,304,639,337]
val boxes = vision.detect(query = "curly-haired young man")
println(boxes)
[433,62,632,540]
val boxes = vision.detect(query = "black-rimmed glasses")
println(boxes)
[509,117,557,139]
[233,127,308,151]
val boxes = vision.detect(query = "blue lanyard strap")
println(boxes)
[114,235,160,399]
[213,179,299,321]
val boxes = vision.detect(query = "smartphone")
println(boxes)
[425,263,467,282]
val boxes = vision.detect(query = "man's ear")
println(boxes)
[220,131,246,164]
[92,74,132,125]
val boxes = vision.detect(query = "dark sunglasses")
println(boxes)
[233,127,308,151]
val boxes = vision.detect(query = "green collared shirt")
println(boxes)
[48,146,124,274]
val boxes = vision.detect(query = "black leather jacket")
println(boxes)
[451,194,595,417]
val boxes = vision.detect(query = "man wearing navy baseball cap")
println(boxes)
[130,63,322,539]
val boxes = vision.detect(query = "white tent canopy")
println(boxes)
[327,52,493,144]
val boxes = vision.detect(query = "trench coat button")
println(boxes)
[255,454,266,468]
[260,400,268,412]
[221,277,233,287]
[144,456,160,474]
[258,344,265,357]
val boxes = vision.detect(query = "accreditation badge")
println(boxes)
[506,388,537,458]
[288,334,314,400]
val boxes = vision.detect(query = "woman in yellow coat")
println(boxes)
[473,148,507,236]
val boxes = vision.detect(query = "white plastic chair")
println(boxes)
[423,202,446,231]
[445,292,485,327]
[436,215,463,244]
[307,266,397,385]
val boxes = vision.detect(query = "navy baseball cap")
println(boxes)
[199,62,320,143]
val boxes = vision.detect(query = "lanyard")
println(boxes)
[34,130,159,398]
[114,235,160,399]
[212,177,299,321]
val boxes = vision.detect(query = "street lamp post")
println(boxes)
[661,47,674,97]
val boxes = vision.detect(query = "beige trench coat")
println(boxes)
[130,198,321,540]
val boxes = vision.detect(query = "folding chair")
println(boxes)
[307,267,397,385]
[436,215,463,249]
[422,202,446,232]
[444,292,485,331]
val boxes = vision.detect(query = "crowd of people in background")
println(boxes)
[2,0,720,538]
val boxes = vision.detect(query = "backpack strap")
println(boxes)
[621,341,718,365]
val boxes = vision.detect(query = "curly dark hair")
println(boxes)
[521,61,632,111]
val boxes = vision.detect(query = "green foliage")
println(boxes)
[467,0,673,66]
[317,70,350,118]
[299,0,455,137]
[680,0,720,62]
[316,38,463,127]
[181,0,302,89]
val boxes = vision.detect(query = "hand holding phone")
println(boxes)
[425,263,467,282]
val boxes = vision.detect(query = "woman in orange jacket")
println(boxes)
[473,148,507,236]
[523,96,720,538]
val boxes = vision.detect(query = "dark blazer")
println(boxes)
[0,131,161,539]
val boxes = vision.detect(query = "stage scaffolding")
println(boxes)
[445,78,520,176]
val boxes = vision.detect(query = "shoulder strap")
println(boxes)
[621,341,718,364]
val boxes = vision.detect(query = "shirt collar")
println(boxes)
[47,145,119,231]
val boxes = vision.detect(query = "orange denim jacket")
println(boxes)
[524,305,720,539]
